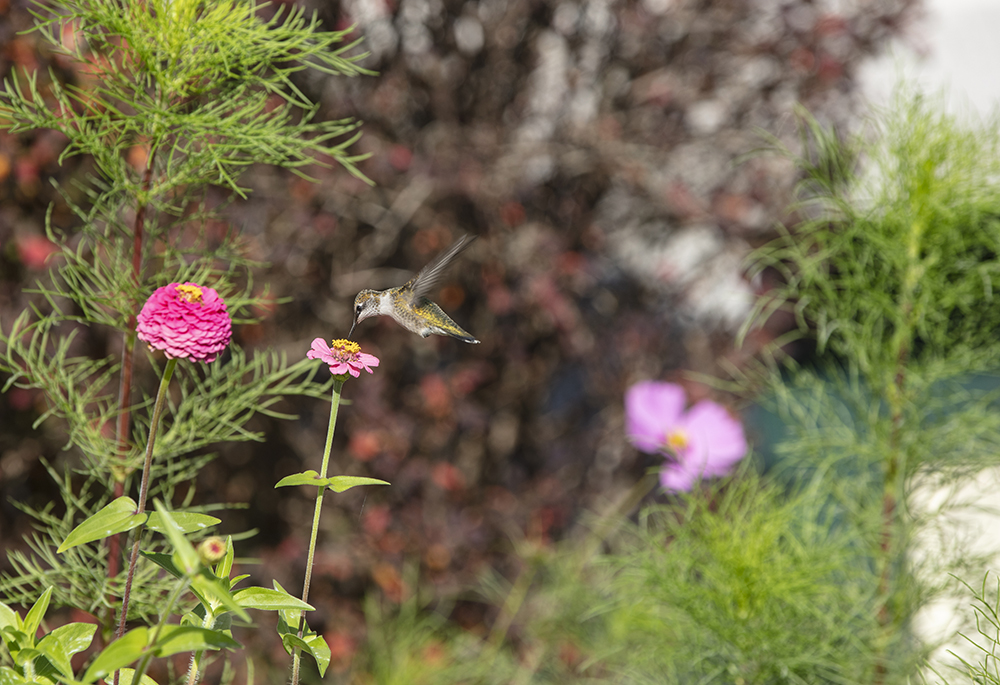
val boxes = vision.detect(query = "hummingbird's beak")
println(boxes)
[348,317,357,340]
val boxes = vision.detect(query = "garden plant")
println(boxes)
[3,0,1000,684]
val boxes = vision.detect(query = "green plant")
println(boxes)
[0,0,386,682]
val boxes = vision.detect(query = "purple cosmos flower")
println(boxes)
[308,338,379,378]
[625,381,747,492]
[136,283,232,363]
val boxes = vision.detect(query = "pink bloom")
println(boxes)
[307,338,379,378]
[136,283,232,363]
[625,381,747,492]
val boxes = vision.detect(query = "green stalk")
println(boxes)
[184,609,217,685]
[291,377,345,685]
[130,575,192,685]
[113,357,178,685]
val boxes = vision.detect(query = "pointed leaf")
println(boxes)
[22,587,53,645]
[279,633,331,677]
[153,625,240,658]
[152,501,199,575]
[0,667,29,685]
[33,638,70,678]
[58,497,145,553]
[190,574,250,622]
[82,627,148,683]
[117,668,159,685]
[232,587,313,612]
[272,581,301,631]
[0,602,20,634]
[325,475,390,493]
[47,621,96,659]
[279,632,310,655]
[146,512,220,535]
[302,632,332,677]
[139,551,183,579]
[274,470,322,488]
[35,621,94,678]
[214,536,235,582]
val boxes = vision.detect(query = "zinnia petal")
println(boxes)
[624,381,686,454]
[136,283,232,363]
[307,338,334,363]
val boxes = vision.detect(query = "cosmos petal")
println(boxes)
[625,381,686,454]
[679,400,747,477]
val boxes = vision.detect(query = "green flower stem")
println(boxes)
[131,575,192,685]
[113,357,177,685]
[184,608,217,685]
[291,377,345,685]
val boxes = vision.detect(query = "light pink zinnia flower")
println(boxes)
[307,338,379,378]
[625,381,747,492]
[136,283,232,363]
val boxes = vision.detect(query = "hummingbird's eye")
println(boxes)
[356,303,363,314]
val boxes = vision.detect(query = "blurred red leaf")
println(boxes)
[371,562,404,602]
[16,234,58,269]
[431,462,465,492]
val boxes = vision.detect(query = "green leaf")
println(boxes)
[146,512,221,535]
[82,627,148,683]
[21,587,53,646]
[35,622,94,678]
[279,633,331,678]
[214,536,235,582]
[33,637,70,678]
[11,646,41,669]
[47,621,96,659]
[139,551,184,579]
[58,497,145,553]
[274,470,322,488]
[190,575,250,622]
[232,587,313,612]
[279,632,310,655]
[0,601,20,634]
[302,632,332,677]
[325,475,390,493]
[117,668,159,685]
[152,501,200,576]
[274,471,390,493]
[0,666,30,685]
[153,625,240,658]
[0,626,27,656]
[272,580,300,630]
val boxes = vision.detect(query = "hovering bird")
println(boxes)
[349,234,480,343]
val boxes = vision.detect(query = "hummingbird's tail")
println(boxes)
[426,322,480,344]
[448,330,480,344]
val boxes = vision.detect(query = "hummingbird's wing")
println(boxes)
[406,234,477,303]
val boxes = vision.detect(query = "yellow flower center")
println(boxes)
[666,430,689,453]
[175,284,203,303]
[331,339,361,356]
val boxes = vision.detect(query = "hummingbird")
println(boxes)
[349,234,480,343]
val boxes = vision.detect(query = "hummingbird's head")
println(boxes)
[349,289,380,339]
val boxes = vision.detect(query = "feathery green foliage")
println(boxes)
[0,0,369,644]
[353,91,1000,684]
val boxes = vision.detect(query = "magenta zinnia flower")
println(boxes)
[136,283,232,363]
[625,381,747,492]
[308,338,379,378]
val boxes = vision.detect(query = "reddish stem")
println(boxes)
[107,153,156,652]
